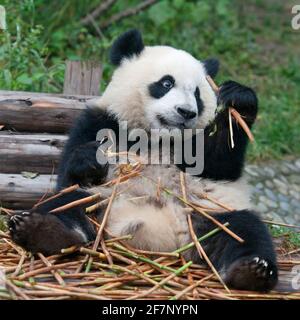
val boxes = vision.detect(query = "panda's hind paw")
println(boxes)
[224,255,278,292]
[8,211,41,250]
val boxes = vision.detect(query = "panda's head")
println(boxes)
[96,29,219,130]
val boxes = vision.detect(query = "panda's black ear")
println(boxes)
[203,58,219,78]
[110,29,144,66]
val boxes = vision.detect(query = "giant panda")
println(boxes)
[9,29,278,292]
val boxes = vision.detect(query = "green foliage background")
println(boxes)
[0,0,299,161]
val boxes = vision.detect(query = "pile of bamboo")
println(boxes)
[0,228,299,300]
[0,169,299,300]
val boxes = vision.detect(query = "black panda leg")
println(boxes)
[9,190,98,255]
[191,210,278,292]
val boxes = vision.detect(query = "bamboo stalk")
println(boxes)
[144,175,244,243]
[263,220,300,229]
[127,261,193,300]
[12,253,26,277]
[206,75,254,143]
[187,214,230,293]
[170,274,214,300]
[33,184,80,209]
[228,108,235,148]
[6,280,31,300]
[111,243,177,273]
[37,253,65,286]
[173,222,230,254]
[230,108,255,142]
[49,193,101,213]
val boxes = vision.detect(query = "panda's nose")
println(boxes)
[176,106,197,120]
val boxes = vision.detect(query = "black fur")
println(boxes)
[110,29,144,66]
[148,75,175,99]
[177,80,258,180]
[57,106,119,189]
[191,210,278,291]
[9,190,98,255]
[203,58,219,78]
[194,87,204,115]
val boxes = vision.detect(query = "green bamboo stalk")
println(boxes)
[111,243,177,272]
[92,261,177,294]
[127,261,193,300]
[173,222,230,254]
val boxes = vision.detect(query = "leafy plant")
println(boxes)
[0,0,299,160]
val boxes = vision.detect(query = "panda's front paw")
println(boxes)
[218,80,258,124]
[66,141,108,187]
[224,255,278,292]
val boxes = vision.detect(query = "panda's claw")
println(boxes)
[224,255,278,292]
[9,214,29,231]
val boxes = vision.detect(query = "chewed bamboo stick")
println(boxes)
[206,75,254,143]
[12,253,26,277]
[6,279,31,300]
[173,222,230,255]
[49,193,101,213]
[0,207,14,215]
[206,75,220,93]
[170,274,214,300]
[230,108,255,142]
[263,220,300,229]
[144,175,244,243]
[92,179,119,251]
[187,214,230,293]
[37,253,65,286]
[127,261,193,300]
[17,261,80,280]
[228,108,235,148]
[85,179,119,273]
[33,184,80,209]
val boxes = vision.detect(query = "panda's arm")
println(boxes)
[200,81,258,180]
[177,81,257,180]
[57,106,119,189]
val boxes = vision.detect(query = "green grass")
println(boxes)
[0,0,299,162]
[269,225,300,249]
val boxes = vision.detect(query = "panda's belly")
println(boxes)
[88,164,252,252]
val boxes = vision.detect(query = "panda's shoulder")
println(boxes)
[69,105,119,139]
[81,105,118,128]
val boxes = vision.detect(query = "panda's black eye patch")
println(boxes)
[148,75,175,99]
[194,87,204,115]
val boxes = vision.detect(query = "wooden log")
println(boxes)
[0,91,91,133]
[0,132,67,174]
[63,60,102,96]
[0,174,57,209]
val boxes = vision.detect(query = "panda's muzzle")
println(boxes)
[176,106,197,120]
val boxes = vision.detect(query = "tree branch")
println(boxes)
[100,0,158,29]
[81,0,117,26]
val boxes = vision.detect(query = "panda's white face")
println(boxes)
[143,47,210,129]
[96,45,217,130]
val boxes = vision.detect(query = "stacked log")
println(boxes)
[0,92,96,209]
[0,92,88,208]
[0,61,102,209]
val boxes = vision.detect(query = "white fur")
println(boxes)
[73,226,88,242]
[88,164,252,252]
[91,46,217,130]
